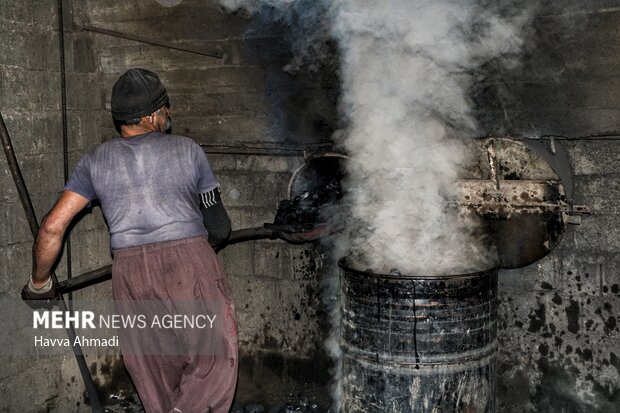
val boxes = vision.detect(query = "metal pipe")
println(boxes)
[57,0,74,306]
[58,265,112,295]
[82,25,224,60]
[200,142,332,158]
[0,115,39,236]
[58,227,276,293]
[0,110,104,412]
[215,227,275,252]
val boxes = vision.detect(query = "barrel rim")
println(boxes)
[338,256,498,280]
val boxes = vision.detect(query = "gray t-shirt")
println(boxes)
[65,132,218,249]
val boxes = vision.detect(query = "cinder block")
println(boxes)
[573,175,620,214]
[67,110,103,152]
[221,206,276,230]
[498,260,546,295]
[228,272,324,354]
[566,140,620,176]
[175,114,270,144]
[244,207,277,228]
[0,159,18,200]
[0,26,57,70]
[569,214,620,253]
[218,170,290,208]
[66,73,103,110]
[219,242,254,277]
[102,13,248,44]
[32,0,57,29]
[271,278,324,354]
[99,44,223,74]
[19,153,65,196]
[175,90,270,117]
[254,241,290,279]
[71,34,97,73]
[0,0,36,24]
[478,108,620,139]
[0,242,32,295]
[227,275,279,349]
[207,153,238,173]
[0,202,34,245]
[234,155,302,174]
[0,67,60,111]
[289,244,322,281]
[558,254,608,296]
[0,110,63,157]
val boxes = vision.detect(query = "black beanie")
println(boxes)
[111,68,169,121]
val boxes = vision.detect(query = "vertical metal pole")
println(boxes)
[57,0,73,307]
[0,111,104,412]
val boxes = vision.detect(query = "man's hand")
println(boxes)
[21,276,58,309]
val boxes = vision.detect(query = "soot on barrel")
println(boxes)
[339,258,498,413]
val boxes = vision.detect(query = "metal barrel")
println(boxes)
[339,258,498,413]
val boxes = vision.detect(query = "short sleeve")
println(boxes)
[64,151,97,201]
[193,143,219,193]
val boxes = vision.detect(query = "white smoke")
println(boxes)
[332,0,530,275]
[220,0,531,275]
[219,0,532,408]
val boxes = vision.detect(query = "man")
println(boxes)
[21,68,238,413]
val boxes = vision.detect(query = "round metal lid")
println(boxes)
[287,138,586,269]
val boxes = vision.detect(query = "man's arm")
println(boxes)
[199,187,231,247]
[31,190,90,288]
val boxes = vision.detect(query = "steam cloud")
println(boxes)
[219,0,531,409]
[220,0,530,275]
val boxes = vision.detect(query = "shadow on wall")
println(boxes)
[243,12,340,146]
[472,5,620,138]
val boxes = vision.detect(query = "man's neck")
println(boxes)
[120,125,158,138]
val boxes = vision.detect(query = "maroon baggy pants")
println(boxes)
[112,236,238,413]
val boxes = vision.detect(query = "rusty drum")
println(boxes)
[339,258,499,412]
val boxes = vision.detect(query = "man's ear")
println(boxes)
[142,113,155,127]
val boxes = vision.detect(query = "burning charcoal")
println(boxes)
[244,404,265,413]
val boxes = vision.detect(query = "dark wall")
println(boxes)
[1,0,619,411]
[75,0,338,407]
[476,1,620,138]
[474,2,620,412]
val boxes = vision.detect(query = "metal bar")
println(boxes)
[57,0,73,306]
[0,110,104,412]
[0,115,39,236]
[520,135,620,141]
[218,227,275,249]
[82,25,224,60]
[200,142,332,157]
[58,265,112,295]
[203,148,305,157]
[486,139,501,190]
[59,227,276,293]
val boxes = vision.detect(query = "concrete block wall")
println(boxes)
[475,3,620,411]
[496,141,620,412]
[0,0,115,412]
[3,0,619,411]
[74,0,338,406]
